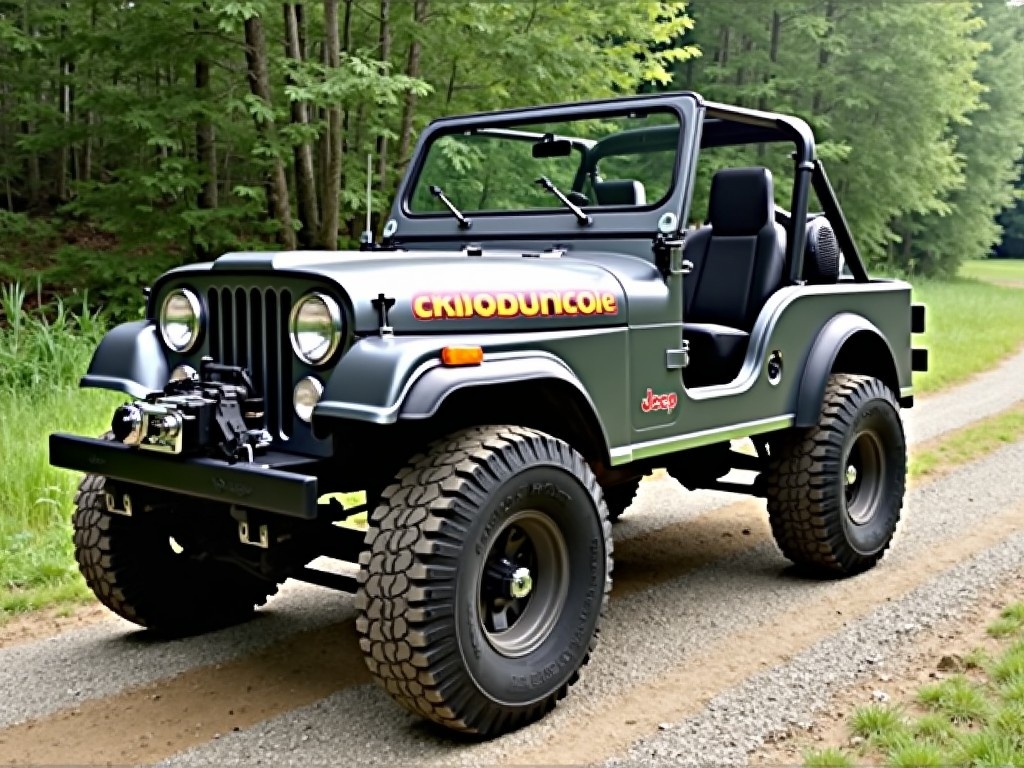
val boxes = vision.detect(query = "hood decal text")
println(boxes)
[412,290,618,321]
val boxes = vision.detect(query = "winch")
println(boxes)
[110,357,271,462]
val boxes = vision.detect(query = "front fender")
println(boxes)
[795,313,896,427]
[81,321,169,398]
[315,338,605,445]
[399,353,601,423]
[315,336,449,424]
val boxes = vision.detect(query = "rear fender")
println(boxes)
[795,313,899,427]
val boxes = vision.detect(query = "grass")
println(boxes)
[959,258,1024,285]
[804,603,1024,768]
[0,285,122,615]
[911,276,1024,393]
[910,404,1024,479]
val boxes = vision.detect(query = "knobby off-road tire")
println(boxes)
[73,472,278,635]
[603,477,642,523]
[355,425,613,736]
[765,374,906,576]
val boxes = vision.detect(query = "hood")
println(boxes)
[195,248,663,334]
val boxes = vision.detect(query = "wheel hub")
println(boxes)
[477,512,569,658]
[845,464,858,486]
[509,566,533,599]
[845,431,885,526]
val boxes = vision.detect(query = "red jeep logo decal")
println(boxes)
[640,388,679,414]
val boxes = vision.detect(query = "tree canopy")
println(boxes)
[1,0,1022,313]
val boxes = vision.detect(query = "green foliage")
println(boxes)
[676,1,1024,276]
[803,747,855,768]
[989,642,1024,685]
[911,278,1024,394]
[0,285,120,616]
[895,3,1024,276]
[918,675,992,725]
[850,704,910,749]
[0,0,696,267]
[989,604,1024,639]
[886,740,947,768]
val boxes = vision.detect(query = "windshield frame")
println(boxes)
[404,108,682,221]
[388,92,701,244]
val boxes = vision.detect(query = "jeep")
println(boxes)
[49,91,927,736]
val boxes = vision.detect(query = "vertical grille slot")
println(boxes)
[205,284,289,442]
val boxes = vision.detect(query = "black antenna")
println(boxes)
[360,154,375,249]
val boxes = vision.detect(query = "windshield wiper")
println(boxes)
[535,176,592,226]
[429,185,471,229]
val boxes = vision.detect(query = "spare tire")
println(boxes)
[805,217,841,284]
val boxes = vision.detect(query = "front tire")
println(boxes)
[354,425,612,736]
[765,374,906,576]
[73,473,278,635]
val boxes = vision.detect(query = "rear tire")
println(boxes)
[73,473,278,635]
[603,477,642,523]
[765,374,906,576]
[355,425,612,736]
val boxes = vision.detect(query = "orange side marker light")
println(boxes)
[441,346,484,366]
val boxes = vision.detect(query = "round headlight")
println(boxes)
[159,289,202,353]
[289,293,342,365]
[293,376,323,422]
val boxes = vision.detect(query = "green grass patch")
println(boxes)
[0,285,122,618]
[851,704,910,748]
[803,747,855,768]
[989,604,1024,639]
[803,603,1024,768]
[910,405,1024,478]
[912,277,1024,393]
[959,258,1024,284]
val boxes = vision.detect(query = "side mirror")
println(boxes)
[532,136,573,159]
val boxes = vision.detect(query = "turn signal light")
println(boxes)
[441,346,484,366]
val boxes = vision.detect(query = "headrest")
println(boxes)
[708,167,775,236]
[593,180,647,206]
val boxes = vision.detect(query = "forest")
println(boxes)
[1,0,1023,317]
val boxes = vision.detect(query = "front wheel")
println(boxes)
[73,473,279,635]
[765,374,906,576]
[354,425,612,736]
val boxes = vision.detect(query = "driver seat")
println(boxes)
[682,167,786,387]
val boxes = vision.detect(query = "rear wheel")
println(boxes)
[765,374,906,576]
[603,477,642,523]
[73,473,278,635]
[355,425,612,736]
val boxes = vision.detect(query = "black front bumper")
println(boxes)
[49,434,320,519]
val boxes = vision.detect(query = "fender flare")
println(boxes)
[80,321,169,398]
[794,313,897,427]
[315,339,609,451]
[400,352,601,422]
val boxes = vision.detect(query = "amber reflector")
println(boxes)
[441,346,484,366]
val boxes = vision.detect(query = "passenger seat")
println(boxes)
[682,167,786,387]
[593,180,647,206]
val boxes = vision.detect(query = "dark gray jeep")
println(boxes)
[50,92,927,736]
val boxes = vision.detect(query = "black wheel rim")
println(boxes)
[844,430,885,526]
[477,510,569,658]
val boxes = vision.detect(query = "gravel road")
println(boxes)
[0,350,1021,767]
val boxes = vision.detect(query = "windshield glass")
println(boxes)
[408,109,681,217]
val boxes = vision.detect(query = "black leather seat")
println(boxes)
[682,168,786,387]
[593,180,647,206]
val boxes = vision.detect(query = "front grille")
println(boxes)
[207,286,293,440]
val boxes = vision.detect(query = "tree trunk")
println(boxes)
[244,14,297,250]
[285,3,319,246]
[396,0,427,172]
[319,0,342,249]
[812,2,835,115]
[375,0,391,208]
[194,14,217,261]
